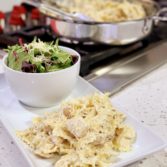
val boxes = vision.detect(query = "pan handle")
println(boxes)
[153,8,167,24]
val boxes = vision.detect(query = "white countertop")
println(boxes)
[0,60,167,166]
[111,64,167,167]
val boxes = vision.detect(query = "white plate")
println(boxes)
[0,76,166,167]
[0,118,34,167]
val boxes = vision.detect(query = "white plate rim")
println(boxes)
[0,76,166,167]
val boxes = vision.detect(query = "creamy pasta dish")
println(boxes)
[17,93,136,167]
[52,0,146,22]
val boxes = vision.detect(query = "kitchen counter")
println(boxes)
[111,63,167,167]
[0,57,167,167]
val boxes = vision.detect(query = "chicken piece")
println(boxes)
[63,107,73,119]
[44,125,52,135]
[66,117,88,138]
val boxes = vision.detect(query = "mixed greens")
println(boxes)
[5,38,75,73]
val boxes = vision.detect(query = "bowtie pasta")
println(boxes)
[17,93,136,167]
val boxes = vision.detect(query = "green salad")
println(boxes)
[5,39,76,73]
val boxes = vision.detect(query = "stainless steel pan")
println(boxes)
[40,0,167,45]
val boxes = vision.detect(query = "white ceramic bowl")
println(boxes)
[3,46,80,107]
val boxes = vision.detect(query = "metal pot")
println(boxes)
[40,0,167,45]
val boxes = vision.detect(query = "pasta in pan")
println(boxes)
[17,93,136,167]
[54,0,147,22]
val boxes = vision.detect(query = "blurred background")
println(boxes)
[0,0,21,12]
[0,0,167,78]
[1,0,167,11]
